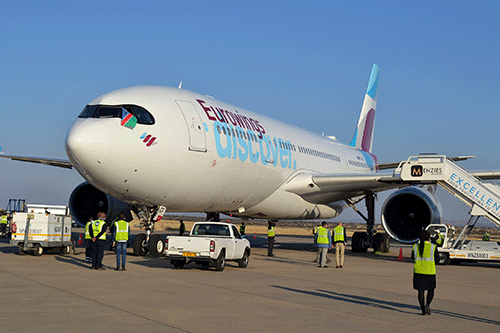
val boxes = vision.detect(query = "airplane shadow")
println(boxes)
[273,285,500,325]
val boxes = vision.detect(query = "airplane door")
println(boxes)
[175,100,207,152]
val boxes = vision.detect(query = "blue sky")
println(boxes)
[1,1,499,225]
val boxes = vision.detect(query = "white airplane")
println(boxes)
[1,64,497,255]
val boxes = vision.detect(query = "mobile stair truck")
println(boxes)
[11,212,72,256]
[426,220,500,265]
[398,155,500,265]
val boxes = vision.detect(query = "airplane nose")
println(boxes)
[65,119,110,166]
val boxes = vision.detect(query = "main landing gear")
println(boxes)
[347,192,390,253]
[132,205,166,256]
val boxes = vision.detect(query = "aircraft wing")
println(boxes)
[0,153,73,169]
[284,167,500,205]
[283,172,411,203]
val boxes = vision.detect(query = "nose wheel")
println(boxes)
[132,205,166,256]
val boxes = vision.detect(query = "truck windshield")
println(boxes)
[193,224,230,236]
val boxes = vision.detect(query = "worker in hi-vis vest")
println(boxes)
[315,221,332,268]
[267,220,276,257]
[85,216,94,263]
[0,210,8,238]
[89,212,107,270]
[411,229,439,316]
[333,223,347,268]
[435,230,444,247]
[113,213,130,271]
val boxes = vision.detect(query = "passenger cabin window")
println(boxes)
[78,105,155,125]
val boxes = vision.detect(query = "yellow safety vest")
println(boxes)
[436,234,444,246]
[1,215,7,225]
[114,220,129,241]
[316,227,329,244]
[413,241,436,275]
[268,226,275,237]
[333,226,345,242]
[92,220,107,240]
[85,221,92,240]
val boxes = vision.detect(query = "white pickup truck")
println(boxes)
[165,222,251,271]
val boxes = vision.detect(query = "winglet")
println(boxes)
[349,64,379,153]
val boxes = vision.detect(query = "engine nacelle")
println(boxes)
[69,182,131,227]
[381,186,442,244]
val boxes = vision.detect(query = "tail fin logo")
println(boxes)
[349,64,379,154]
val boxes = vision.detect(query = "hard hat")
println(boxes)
[436,230,441,234]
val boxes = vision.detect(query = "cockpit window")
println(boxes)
[78,104,155,125]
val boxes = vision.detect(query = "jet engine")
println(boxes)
[381,186,442,244]
[69,182,131,227]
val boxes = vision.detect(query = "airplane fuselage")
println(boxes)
[65,86,377,219]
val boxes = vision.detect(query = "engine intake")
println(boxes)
[69,182,131,227]
[381,186,442,244]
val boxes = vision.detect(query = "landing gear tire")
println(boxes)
[215,250,226,271]
[237,249,250,268]
[438,252,450,265]
[33,244,43,256]
[148,234,164,256]
[18,244,26,256]
[351,232,368,253]
[373,233,390,253]
[133,234,148,256]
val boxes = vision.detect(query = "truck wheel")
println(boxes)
[62,245,71,255]
[438,252,450,265]
[215,250,225,271]
[18,244,26,256]
[237,249,250,268]
[133,234,147,256]
[148,234,164,256]
[33,244,43,256]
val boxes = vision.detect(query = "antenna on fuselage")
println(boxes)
[178,81,182,89]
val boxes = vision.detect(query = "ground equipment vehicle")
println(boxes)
[11,212,72,256]
[426,214,500,265]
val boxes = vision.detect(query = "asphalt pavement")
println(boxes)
[1,230,499,332]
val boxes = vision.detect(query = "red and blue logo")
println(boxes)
[140,132,157,147]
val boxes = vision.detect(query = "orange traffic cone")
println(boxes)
[398,248,404,261]
[77,233,83,246]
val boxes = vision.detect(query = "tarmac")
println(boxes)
[1,229,499,333]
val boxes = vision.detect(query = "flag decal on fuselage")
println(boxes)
[121,107,137,129]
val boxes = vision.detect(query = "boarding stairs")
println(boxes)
[396,155,500,228]
[6,199,26,213]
